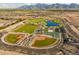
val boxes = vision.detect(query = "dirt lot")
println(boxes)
[0,50,24,55]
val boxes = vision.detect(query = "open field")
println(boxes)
[26,18,45,24]
[5,33,25,44]
[14,24,37,34]
[32,38,56,47]
[31,35,56,47]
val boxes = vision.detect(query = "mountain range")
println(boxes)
[18,3,79,10]
[0,3,79,10]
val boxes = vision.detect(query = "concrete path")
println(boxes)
[0,20,26,32]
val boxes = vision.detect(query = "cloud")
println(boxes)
[0,0,79,3]
[0,3,25,8]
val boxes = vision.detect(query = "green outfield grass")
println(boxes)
[27,18,45,24]
[14,24,37,34]
[5,34,18,44]
[5,34,24,44]
[32,37,56,47]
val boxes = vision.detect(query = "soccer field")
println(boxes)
[14,24,37,34]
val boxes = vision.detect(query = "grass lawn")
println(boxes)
[27,18,45,24]
[5,34,18,44]
[14,24,37,34]
[32,37,56,47]
[5,34,24,44]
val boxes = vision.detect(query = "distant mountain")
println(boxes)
[18,3,79,10]
[18,4,49,9]
[0,3,79,10]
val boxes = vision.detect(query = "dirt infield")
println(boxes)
[30,34,56,48]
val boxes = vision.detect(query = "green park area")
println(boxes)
[5,34,18,44]
[14,24,37,34]
[27,18,46,25]
[5,34,24,44]
[32,37,56,47]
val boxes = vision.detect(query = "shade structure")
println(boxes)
[46,20,59,26]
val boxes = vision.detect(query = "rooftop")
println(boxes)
[46,20,59,26]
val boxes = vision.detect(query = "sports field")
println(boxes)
[32,36,56,47]
[5,34,24,44]
[27,18,45,24]
[14,24,37,34]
